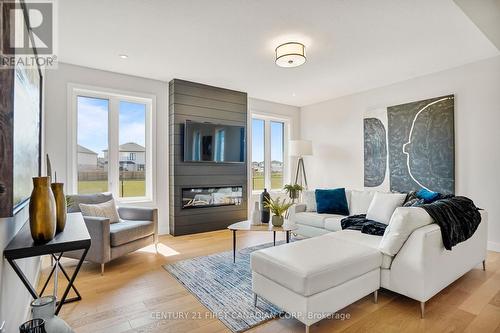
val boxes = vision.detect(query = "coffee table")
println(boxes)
[227,220,298,263]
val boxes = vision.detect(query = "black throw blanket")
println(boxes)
[419,196,481,250]
[340,215,387,236]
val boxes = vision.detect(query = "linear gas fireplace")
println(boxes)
[182,186,243,209]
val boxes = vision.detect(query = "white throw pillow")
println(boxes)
[79,199,120,224]
[379,207,434,256]
[366,192,406,224]
[303,190,317,212]
[349,190,375,215]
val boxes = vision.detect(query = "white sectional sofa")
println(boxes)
[251,189,488,332]
[289,189,375,238]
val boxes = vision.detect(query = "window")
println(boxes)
[119,101,147,198]
[77,96,109,194]
[251,116,288,192]
[270,121,284,189]
[252,119,265,190]
[71,86,154,202]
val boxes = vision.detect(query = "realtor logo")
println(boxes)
[1,0,57,68]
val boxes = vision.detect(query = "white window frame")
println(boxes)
[67,83,156,204]
[249,113,290,194]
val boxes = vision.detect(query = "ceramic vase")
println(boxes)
[251,201,260,225]
[19,318,46,333]
[260,188,270,223]
[31,296,74,333]
[29,177,56,243]
[51,183,67,233]
[272,215,284,227]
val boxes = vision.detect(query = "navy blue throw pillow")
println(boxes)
[315,188,349,215]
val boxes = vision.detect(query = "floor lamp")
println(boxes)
[290,140,312,190]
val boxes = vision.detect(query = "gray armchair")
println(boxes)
[65,193,158,274]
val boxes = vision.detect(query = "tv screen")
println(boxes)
[184,121,245,163]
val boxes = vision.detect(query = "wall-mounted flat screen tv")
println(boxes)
[184,120,245,163]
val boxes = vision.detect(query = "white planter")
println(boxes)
[251,201,260,225]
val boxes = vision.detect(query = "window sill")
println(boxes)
[251,189,286,196]
[116,198,154,205]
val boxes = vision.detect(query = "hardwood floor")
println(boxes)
[38,230,500,333]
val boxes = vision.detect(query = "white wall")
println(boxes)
[0,208,41,331]
[249,98,301,141]
[44,63,170,234]
[300,56,500,251]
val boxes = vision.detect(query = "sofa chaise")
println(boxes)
[251,189,487,332]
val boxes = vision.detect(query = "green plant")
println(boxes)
[264,197,293,217]
[283,183,304,200]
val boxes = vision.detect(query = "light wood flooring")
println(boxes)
[38,230,500,333]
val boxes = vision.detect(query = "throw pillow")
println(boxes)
[79,199,120,223]
[366,192,407,224]
[378,207,434,256]
[315,188,349,215]
[416,188,440,203]
[349,190,376,215]
[303,190,317,212]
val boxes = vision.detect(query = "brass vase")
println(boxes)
[29,177,56,243]
[50,183,67,233]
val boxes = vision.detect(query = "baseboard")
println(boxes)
[488,241,500,252]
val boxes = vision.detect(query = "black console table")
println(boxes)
[4,213,91,314]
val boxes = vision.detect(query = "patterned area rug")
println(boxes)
[163,242,285,332]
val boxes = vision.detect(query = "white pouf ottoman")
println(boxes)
[251,234,382,332]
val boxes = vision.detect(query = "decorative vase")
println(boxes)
[51,183,67,233]
[260,188,270,223]
[31,296,74,333]
[29,177,56,243]
[19,318,46,333]
[251,201,260,225]
[272,215,284,227]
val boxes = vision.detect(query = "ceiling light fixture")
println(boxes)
[275,42,306,68]
[119,54,128,59]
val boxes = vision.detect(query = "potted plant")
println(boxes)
[264,197,293,227]
[283,183,304,203]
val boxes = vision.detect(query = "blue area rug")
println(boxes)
[163,242,284,332]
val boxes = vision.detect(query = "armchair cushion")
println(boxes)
[110,220,155,247]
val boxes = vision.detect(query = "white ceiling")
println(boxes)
[57,0,499,107]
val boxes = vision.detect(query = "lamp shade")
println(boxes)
[289,140,312,157]
[275,42,306,68]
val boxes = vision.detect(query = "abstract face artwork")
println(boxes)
[364,95,455,194]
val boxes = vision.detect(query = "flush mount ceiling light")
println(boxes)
[275,42,306,68]
[119,54,128,59]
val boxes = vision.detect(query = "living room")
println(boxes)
[0,0,499,332]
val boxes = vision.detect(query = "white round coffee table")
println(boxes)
[227,220,297,263]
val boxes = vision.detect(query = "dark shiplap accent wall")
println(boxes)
[169,79,248,236]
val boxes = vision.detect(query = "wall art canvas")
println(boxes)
[0,1,42,217]
[364,95,455,194]
[12,63,42,210]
